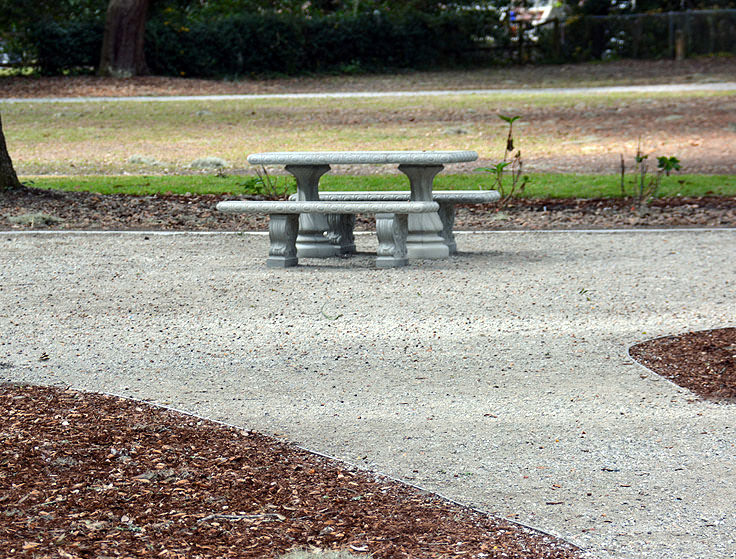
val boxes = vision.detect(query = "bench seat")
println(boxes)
[288,190,500,254]
[216,200,439,268]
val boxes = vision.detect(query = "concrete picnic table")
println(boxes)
[247,150,479,259]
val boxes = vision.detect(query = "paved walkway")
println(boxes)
[1,230,734,559]
[1,82,735,104]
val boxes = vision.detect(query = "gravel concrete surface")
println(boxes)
[1,230,734,559]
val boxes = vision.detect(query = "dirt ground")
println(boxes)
[1,187,734,232]
[3,57,736,97]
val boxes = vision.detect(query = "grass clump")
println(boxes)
[128,155,162,166]
[189,157,229,169]
[7,212,64,227]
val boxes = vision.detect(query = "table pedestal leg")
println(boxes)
[285,164,337,258]
[398,164,450,259]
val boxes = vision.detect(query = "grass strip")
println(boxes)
[23,173,736,199]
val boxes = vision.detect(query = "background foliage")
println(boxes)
[2,0,736,75]
[29,10,500,76]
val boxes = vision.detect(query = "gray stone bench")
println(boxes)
[247,151,478,260]
[216,200,439,268]
[289,190,500,255]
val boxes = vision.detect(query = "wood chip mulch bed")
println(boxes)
[0,383,581,559]
[629,327,736,402]
[1,186,735,232]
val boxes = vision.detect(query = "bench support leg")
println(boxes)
[266,214,299,268]
[326,214,356,255]
[398,164,450,259]
[376,213,408,267]
[285,164,338,258]
[437,201,457,255]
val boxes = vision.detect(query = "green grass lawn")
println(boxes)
[25,173,736,199]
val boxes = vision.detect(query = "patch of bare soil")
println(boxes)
[1,186,734,231]
[630,327,736,402]
[0,383,580,559]
[2,58,735,98]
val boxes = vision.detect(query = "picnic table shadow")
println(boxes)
[271,248,574,269]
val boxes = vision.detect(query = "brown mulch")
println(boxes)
[1,186,735,231]
[0,383,580,559]
[630,327,736,402]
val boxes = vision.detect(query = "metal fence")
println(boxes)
[561,9,736,61]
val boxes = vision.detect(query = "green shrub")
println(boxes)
[146,14,306,77]
[26,10,498,78]
[146,10,494,77]
[32,20,103,74]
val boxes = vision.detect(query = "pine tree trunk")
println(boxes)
[98,0,150,78]
[0,114,22,190]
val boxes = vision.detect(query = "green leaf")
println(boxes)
[657,156,681,175]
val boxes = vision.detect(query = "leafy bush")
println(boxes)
[146,14,307,77]
[146,10,496,77]
[27,10,498,77]
[32,20,103,74]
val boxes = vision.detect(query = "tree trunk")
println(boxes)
[0,114,22,190]
[98,0,150,78]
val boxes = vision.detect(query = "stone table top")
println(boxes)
[247,151,478,166]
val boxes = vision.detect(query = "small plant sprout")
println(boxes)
[320,301,343,321]
[478,114,528,208]
[254,165,295,200]
[499,114,520,152]
[657,155,681,176]
[621,140,681,208]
